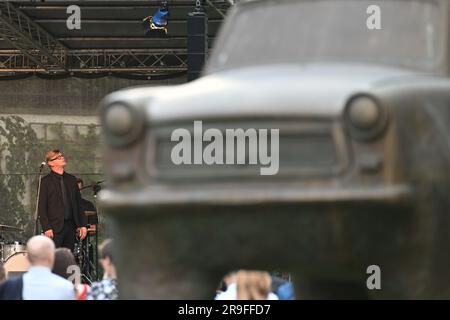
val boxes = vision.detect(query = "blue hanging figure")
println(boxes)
[143,1,169,36]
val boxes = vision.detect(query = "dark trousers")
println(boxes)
[53,220,76,251]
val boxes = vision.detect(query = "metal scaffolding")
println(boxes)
[0,49,188,73]
[205,0,229,18]
[0,1,68,71]
[0,0,233,76]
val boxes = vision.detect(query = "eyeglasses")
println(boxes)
[49,154,64,161]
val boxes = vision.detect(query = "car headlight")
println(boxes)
[344,94,388,141]
[101,101,145,148]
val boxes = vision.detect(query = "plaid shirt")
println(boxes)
[87,279,118,300]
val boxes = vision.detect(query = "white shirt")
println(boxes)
[215,283,279,300]
[22,266,75,300]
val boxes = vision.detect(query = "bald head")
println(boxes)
[26,235,55,268]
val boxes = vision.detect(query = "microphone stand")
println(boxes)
[80,181,103,281]
[33,165,45,236]
[80,180,106,191]
[93,187,100,281]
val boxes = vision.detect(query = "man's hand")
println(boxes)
[78,227,87,240]
[44,229,54,238]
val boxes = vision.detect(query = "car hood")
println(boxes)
[123,64,421,123]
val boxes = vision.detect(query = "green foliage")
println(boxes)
[0,116,42,240]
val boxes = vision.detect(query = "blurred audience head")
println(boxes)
[99,239,116,279]
[26,235,55,269]
[52,248,76,280]
[276,281,295,300]
[271,275,295,300]
[236,270,272,300]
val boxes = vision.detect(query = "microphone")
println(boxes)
[39,162,46,170]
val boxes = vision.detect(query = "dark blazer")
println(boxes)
[38,171,87,233]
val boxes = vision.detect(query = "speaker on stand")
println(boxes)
[187,1,208,82]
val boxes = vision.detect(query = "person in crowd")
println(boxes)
[236,270,279,300]
[215,278,227,296]
[52,248,76,279]
[38,149,87,251]
[215,271,238,300]
[52,248,89,300]
[0,235,75,300]
[271,275,296,300]
[215,270,278,300]
[87,239,118,300]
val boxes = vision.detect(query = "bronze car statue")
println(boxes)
[99,0,450,299]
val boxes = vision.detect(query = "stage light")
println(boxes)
[143,1,170,36]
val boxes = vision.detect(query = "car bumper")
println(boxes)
[99,184,413,213]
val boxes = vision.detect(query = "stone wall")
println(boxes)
[0,75,186,242]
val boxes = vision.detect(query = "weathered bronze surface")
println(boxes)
[99,0,450,299]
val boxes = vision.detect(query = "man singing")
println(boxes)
[38,150,87,251]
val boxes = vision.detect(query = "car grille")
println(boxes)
[149,120,348,181]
